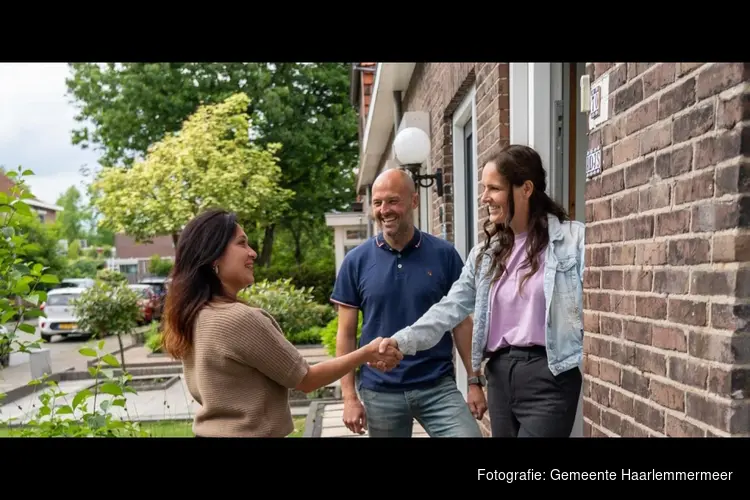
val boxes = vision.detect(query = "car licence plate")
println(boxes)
[58,323,76,330]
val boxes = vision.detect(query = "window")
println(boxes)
[346,229,367,240]
[119,264,137,275]
[451,87,478,262]
[450,86,478,399]
[463,117,475,248]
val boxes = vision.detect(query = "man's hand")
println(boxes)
[364,337,403,372]
[467,384,487,420]
[342,396,367,435]
[367,337,400,371]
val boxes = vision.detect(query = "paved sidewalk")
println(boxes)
[0,334,133,393]
[315,402,428,438]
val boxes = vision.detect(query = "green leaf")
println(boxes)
[78,347,97,357]
[98,339,105,350]
[111,398,126,407]
[101,353,120,367]
[99,382,123,396]
[56,405,74,415]
[100,400,111,411]
[39,274,59,284]
[18,323,36,334]
[1,310,16,323]
[72,389,92,409]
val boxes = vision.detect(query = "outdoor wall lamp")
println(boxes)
[393,126,444,198]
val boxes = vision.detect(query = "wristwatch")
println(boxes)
[468,375,486,387]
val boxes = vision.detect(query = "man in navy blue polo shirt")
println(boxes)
[331,168,485,438]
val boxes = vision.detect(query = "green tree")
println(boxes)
[55,185,90,243]
[90,93,292,246]
[72,279,140,371]
[65,62,359,265]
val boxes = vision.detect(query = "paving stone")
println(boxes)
[321,426,352,437]
[322,416,344,428]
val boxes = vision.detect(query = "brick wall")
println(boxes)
[401,63,510,436]
[401,63,509,246]
[583,63,750,437]
[114,233,176,259]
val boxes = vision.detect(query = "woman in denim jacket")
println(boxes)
[380,144,585,438]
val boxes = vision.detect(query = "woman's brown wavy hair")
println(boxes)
[161,208,242,359]
[475,144,569,294]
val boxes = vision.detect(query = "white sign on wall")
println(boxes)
[586,147,602,179]
[588,73,609,129]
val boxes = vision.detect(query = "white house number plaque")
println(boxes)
[586,147,602,179]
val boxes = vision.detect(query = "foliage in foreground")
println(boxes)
[0,168,145,437]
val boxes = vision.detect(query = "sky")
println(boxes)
[0,63,100,206]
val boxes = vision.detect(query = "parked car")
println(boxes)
[38,287,90,342]
[55,278,95,289]
[138,277,170,299]
[128,284,163,324]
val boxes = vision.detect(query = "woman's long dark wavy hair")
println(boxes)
[162,208,242,359]
[476,144,569,294]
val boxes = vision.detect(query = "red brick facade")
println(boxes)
[401,64,509,247]
[352,62,749,438]
[0,171,59,223]
[114,233,175,259]
[582,63,749,437]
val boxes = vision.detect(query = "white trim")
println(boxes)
[509,63,557,198]
[509,63,528,145]
[451,86,478,401]
[26,198,62,212]
[324,211,368,227]
[326,211,368,275]
[357,63,417,192]
[452,86,479,261]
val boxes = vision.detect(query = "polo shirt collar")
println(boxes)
[376,226,423,252]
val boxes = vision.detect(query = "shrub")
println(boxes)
[253,264,335,305]
[238,279,334,341]
[287,326,323,345]
[320,312,362,357]
[72,280,141,371]
[143,321,162,353]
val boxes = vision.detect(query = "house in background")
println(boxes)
[351,62,749,438]
[108,233,175,283]
[0,171,62,224]
[325,201,368,276]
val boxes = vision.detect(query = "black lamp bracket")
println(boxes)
[403,163,444,198]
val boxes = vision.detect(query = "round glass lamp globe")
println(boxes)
[394,127,430,165]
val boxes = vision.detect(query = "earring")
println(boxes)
[213,265,219,275]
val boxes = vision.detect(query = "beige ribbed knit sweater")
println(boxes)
[182,301,309,437]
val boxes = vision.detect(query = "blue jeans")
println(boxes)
[358,376,483,438]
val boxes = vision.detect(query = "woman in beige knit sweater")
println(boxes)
[161,208,402,437]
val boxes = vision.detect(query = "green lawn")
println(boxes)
[0,416,307,437]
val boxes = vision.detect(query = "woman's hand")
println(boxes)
[364,337,403,371]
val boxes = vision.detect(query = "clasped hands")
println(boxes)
[367,337,488,420]
[364,337,402,371]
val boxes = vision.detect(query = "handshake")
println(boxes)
[363,337,402,372]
